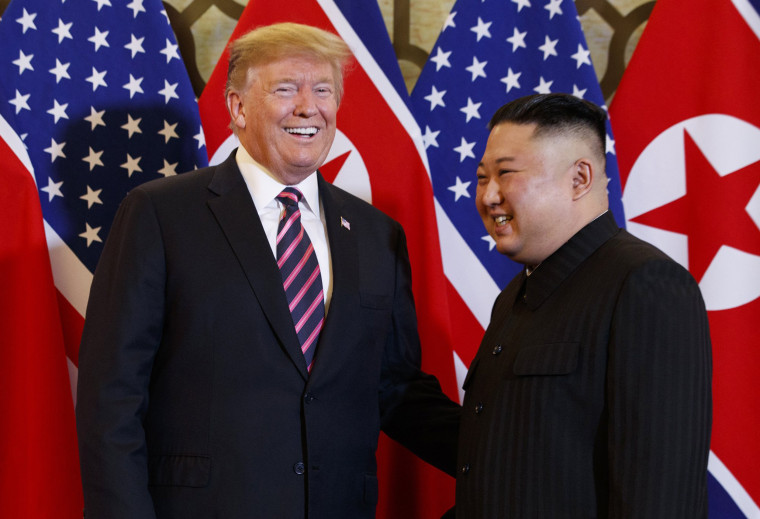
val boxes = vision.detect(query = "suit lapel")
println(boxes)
[206,152,308,380]
[310,175,361,377]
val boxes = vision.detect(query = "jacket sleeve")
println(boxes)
[76,187,165,519]
[607,259,712,517]
[377,224,462,477]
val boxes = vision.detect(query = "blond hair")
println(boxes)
[225,23,352,104]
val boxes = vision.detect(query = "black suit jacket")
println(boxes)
[455,212,712,518]
[76,151,460,519]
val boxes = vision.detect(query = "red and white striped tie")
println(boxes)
[275,187,324,372]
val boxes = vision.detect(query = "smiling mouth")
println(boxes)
[494,215,513,225]
[285,127,319,136]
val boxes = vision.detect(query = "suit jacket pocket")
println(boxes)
[513,342,579,376]
[148,454,211,487]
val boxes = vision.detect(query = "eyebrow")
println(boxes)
[277,75,335,83]
[478,156,517,168]
[270,76,335,87]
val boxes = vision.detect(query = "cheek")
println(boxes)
[246,107,269,135]
[499,176,521,196]
[260,97,291,122]
[321,112,338,130]
[321,124,337,142]
[318,98,338,115]
[474,186,488,214]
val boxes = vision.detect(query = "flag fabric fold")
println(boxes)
[610,0,760,516]
[0,0,207,515]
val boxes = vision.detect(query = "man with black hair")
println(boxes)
[455,93,712,518]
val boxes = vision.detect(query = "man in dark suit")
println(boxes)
[76,23,460,519]
[455,93,712,517]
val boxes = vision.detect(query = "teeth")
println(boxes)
[495,215,512,225]
[286,127,318,136]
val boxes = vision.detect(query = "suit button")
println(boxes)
[294,462,306,475]
[304,393,316,404]
[460,463,470,475]
[474,402,483,415]
[492,344,503,355]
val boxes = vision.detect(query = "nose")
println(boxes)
[294,90,319,118]
[479,177,503,207]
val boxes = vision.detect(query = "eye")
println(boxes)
[314,85,334,96]
[274,84,297,96]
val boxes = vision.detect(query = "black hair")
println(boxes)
[488,93,607,162]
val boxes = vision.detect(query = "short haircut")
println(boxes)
[488,93,608,164]
[225,22,353,103]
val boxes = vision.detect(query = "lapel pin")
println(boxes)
[340,216,351,230]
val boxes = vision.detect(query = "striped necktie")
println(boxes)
[275,187,325,372]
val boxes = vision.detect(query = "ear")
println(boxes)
[226,91,246,130]
[571,158,594,201]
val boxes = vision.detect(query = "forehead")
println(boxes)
[251,55,336,83]
[480,122,539,162]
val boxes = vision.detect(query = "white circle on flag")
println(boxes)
[622,114,760,310]
[324,129,372,204]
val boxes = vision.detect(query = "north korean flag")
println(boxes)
[610,0,760,516]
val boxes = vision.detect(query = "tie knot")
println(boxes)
[277,187,303,208]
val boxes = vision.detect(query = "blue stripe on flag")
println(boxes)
[709,471,748,519]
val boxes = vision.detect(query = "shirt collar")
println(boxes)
[235,146,321,218]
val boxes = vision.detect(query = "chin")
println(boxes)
[494,244,515,258]
[294,151,328,167]
[492,234,512,253]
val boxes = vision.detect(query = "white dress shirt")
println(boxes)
[235,146,333,312]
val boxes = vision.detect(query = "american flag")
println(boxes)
[410,0,625,379]
[0,0,206,514]
[0,0,207,279]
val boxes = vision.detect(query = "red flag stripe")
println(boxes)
[0,116,83,517]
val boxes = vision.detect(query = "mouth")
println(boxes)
[285,127,319,137]
[494,215,513,226]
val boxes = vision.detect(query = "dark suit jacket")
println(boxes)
[76,151,460,519]
[455,211,712,518]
